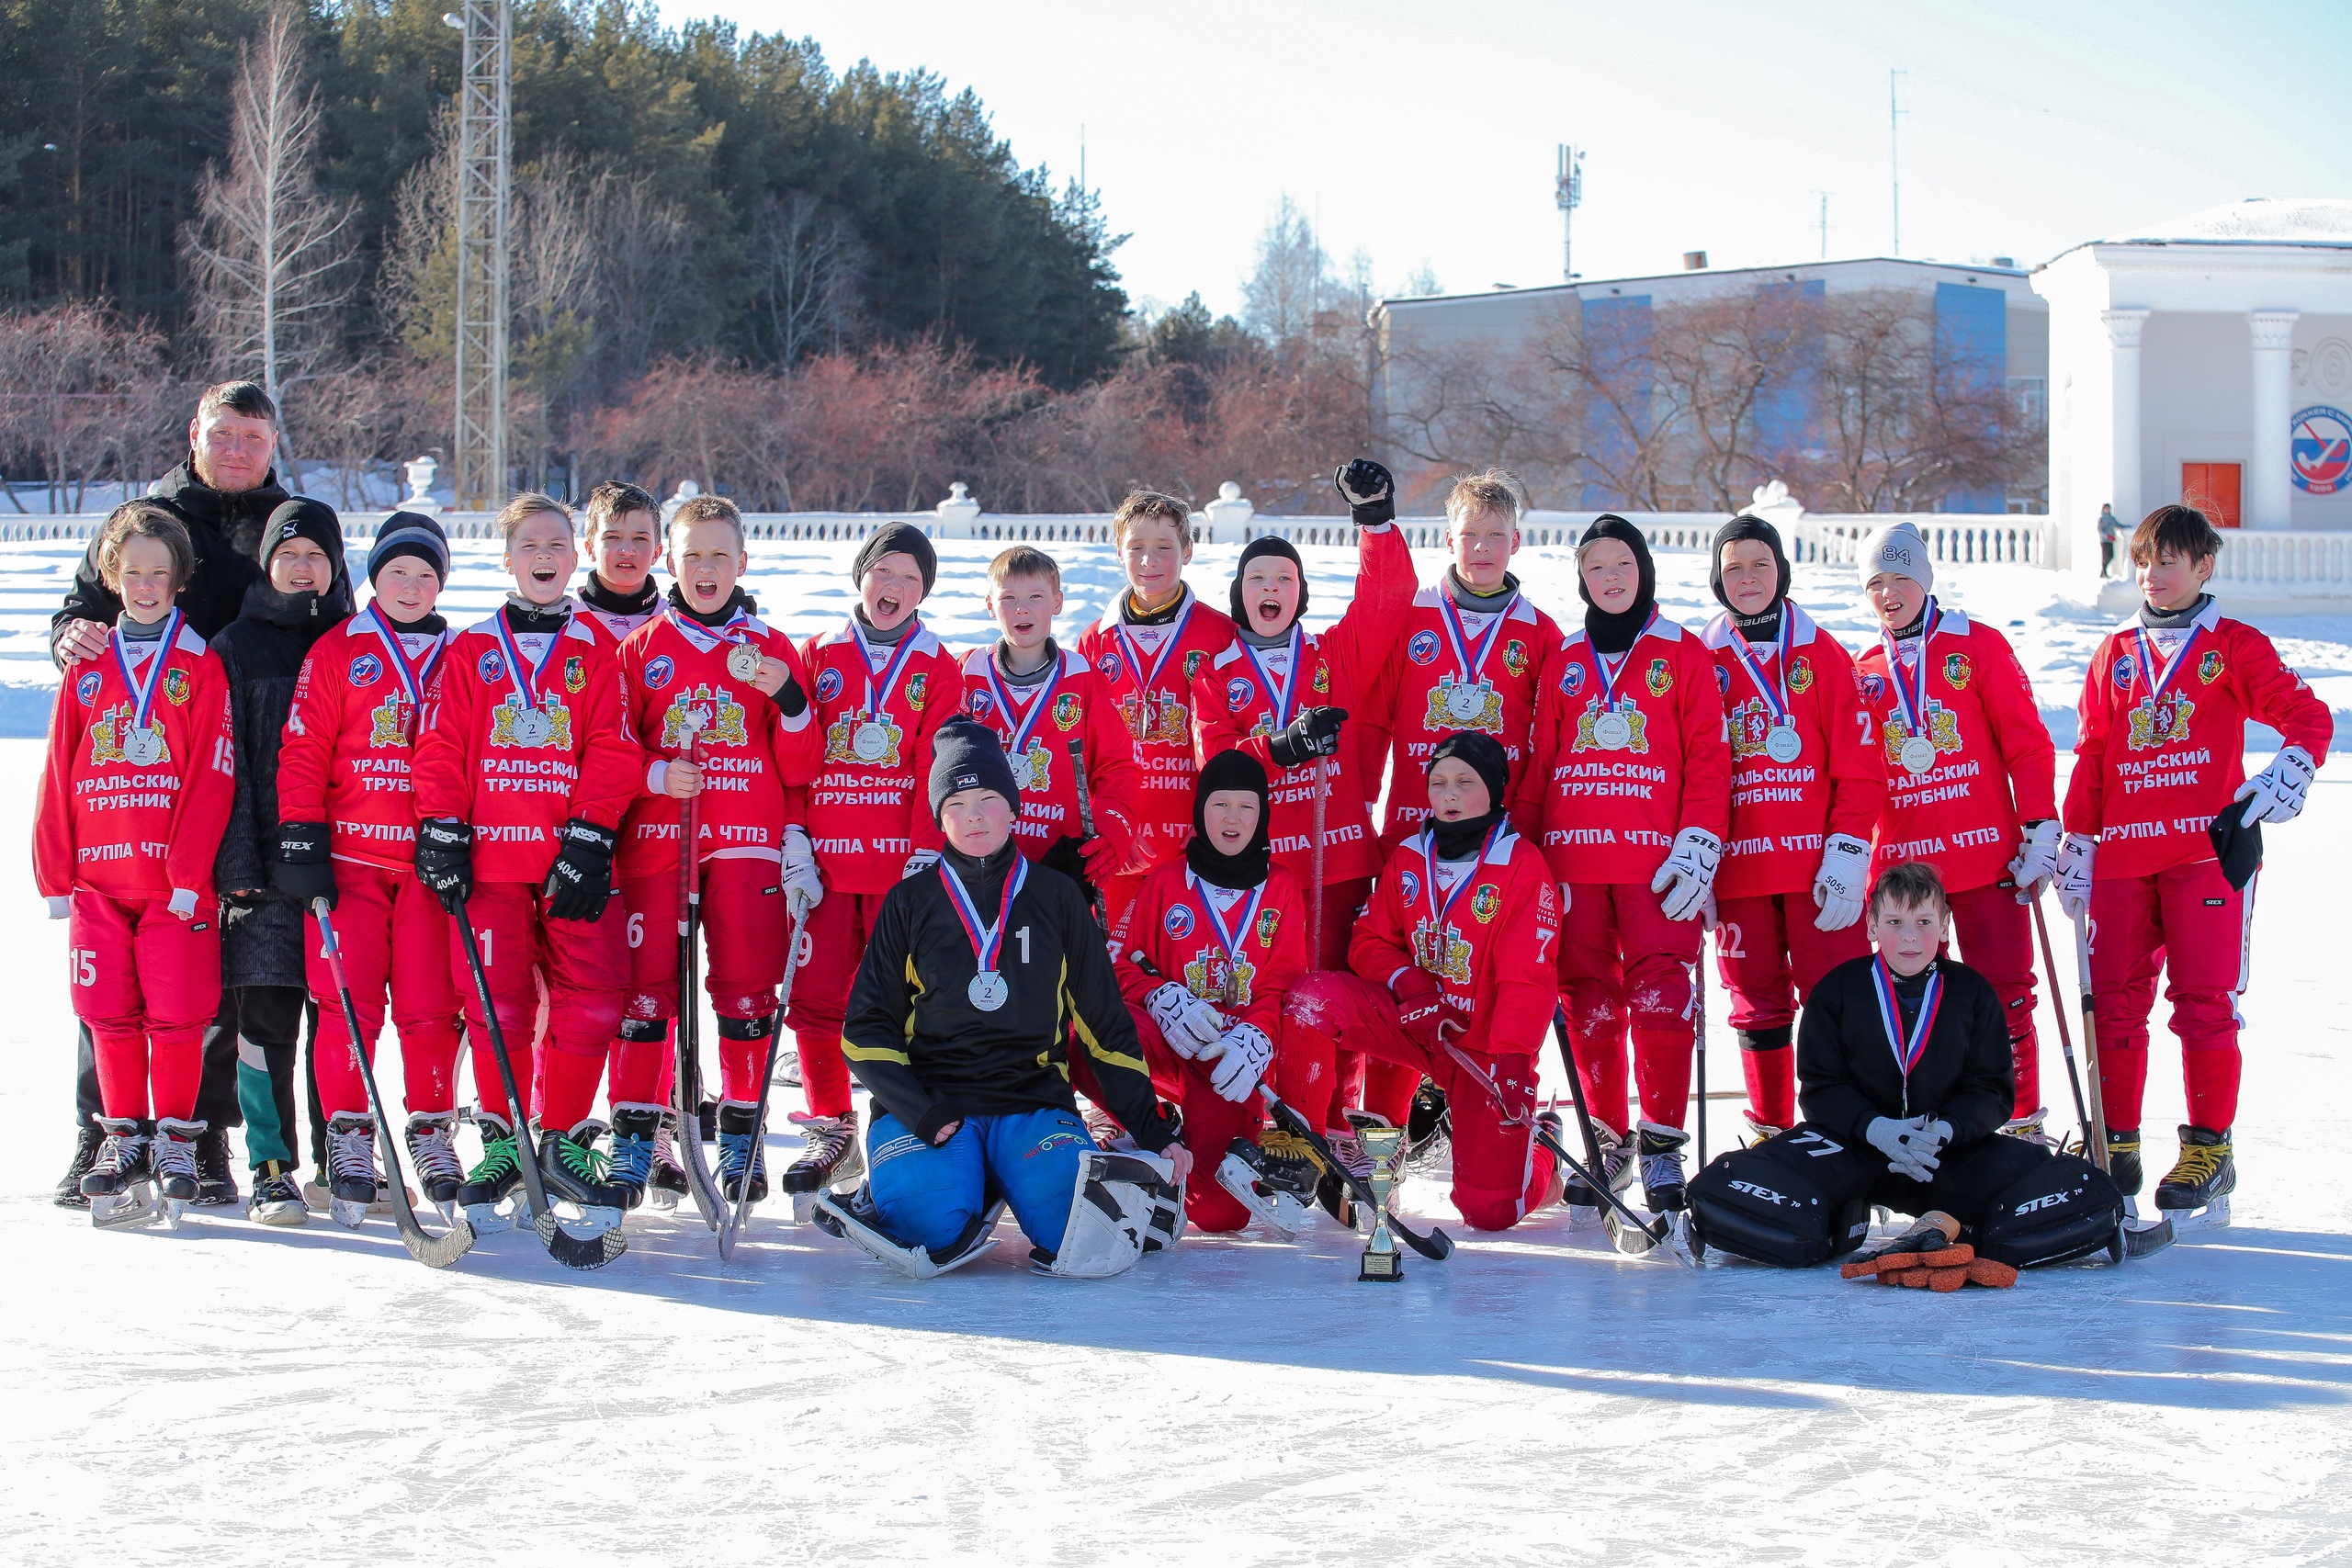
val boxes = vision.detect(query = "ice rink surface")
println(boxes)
[3,540,2349,1565]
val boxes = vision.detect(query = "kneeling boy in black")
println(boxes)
[1682,861,2122,1268]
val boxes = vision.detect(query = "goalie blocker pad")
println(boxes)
[812,1188,1007,1280]
[1685,1134,1872,1269]
[1032,1150,1183,1278]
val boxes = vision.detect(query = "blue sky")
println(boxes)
[659,0,2350,316]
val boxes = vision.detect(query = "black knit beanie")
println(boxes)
[928,717,1019,821]
[1186,748,1272,890]
[852,523,938,596]
[1709,513,1790,613]
[260,497,343,571]
[1230,535,1308,627]
[1577,513,1657,654]
[368,509,449,584]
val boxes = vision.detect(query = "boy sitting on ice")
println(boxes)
[1681,862,2124,1269]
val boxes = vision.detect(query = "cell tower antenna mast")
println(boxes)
[1555,144,1584,282]
[1815,190,1830,260]
[1888,68,1906,257]
[453,1,512,512]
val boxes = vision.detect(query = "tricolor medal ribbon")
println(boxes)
[984,652,1064,793]
[848,618,922,764]
[1243,627,1305,730]
[1729,618,1802,762]
[1415,820,1500,977]
[1114,593,1194,699]
[361,605,446,744]
[2131,622,2202,715]
[1871,957,1944,1114]
[1189,867,1268,1007]
[1881,598,1941,777]
[110,606,184,767]
[1584,609,1657,751]
[939,854,1027,1012]
[492,608,564,748]
[1435,588,1516,725]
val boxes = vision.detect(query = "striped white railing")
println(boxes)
[2209,528,2352,592]
[1787,514,2053,568]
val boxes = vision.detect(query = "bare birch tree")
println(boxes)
[748,190,866,369]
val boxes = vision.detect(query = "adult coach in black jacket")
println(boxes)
[818,720,1189,1279]
[1684,862,2121,1268]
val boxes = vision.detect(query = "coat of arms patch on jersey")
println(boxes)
[1942,652,1972,690]
[662,685,750,750]
[1009,736,1052,793]
[1471,884,1500,924]
[1882,705,1962,767]
[1051,692,1081,731]
[368,694,412,749]
[88,702,168,767]
[1411,916,1473,986]
[490,694,572,750]
[1645,658,1672,694]
[1787,657,1814,694]
[2125,694,2194,751]
[2199,649,2224,684]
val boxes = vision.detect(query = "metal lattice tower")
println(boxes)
[1555,144,1584,283]
[452,1,511,512]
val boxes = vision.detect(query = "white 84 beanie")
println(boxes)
[1860,521,1932,593]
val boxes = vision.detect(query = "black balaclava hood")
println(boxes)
[1425,730,1510,859]
[852,523,939,596]
[1230,536,1307,632]
[1577,513,1657,655]
[1186,748,1273,890]
[1710,513,1791,637]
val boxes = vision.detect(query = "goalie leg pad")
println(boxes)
[1031,1150,1182,1279]
[812,1186,1006,1280]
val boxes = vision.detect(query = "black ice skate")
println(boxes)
[2105,1125,2146,1219]
[82,1116,157,1230]
[1637,1121,1690,1213]
[1252,1128,1320,1200]
[1216,1136,1307,1236]
[538,1120,629,1231]
[458,1110,526,1231]
[2154,1124,2234,1229]
[1560,1118,1634,1221]
[782,1112,865,1224]
[151,1117,205,1230]
[605,1103,662,1212]
[403,1111,464,1212]
[645,1107,688,1213]
[718,1102,769,1206]
[325,1112,381,1229]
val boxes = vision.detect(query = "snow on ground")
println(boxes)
[4,540,2352,1564]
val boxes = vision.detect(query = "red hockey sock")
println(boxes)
[1631,1026,1694,1133]
[147,1027,204,1122]
[2181,1043,2242,1132]
[1742,1045,1795,1130]
[2008,1028,2041,1118]
[92,1030,150,1121]
[400,1025,461,1115]
[2097,1043,2151,1132]
[472,1035,535,1122]
[720,1037,764,1104]
[1571,1026,1631,1139]
[537,1046,607,1133]
[607,1032,668,1106]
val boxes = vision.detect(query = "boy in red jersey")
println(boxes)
[1850,522,2061,1138]
[610,495,824,1208]
[35,502,237,1224]
[1370,468,1564,854]
[786,523,964,1196]
[1112,750,1310,1233]
[2056,504,2329,1223]
[958,545,1141,903]
[272,510,467,1214]
[1075,491,1238,925]
[1283,734,1564,1231]
[411,493,643,1224]
[571,481,664,649]
[1703,514,1886,1143]
[1515,516,1730,1211]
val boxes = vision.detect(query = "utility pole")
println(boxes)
[1889,68,1906,257]
[1815,191,1830,260]
[1555,144,1584,283]
[452,1,511,512]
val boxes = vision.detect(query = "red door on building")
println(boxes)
[2182,462,2242,528]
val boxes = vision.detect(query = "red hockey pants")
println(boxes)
[71,889,220,1122]
[1713,891,1869,1130]
[308,863,463,1121]
[450,882,626,1131]
[2088,860,2252,1133]
[1557,880,1701,1138]
[613,860,795,1107]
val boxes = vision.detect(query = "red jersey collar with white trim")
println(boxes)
[1092,583,1197,636]
[2110,597,2222,638]
[1561,615,1687,653]
[1407,821,1522,867]
[464,610,599,647]
[1700,600,1824,652]
[817,619,944,660]
[960,644,1084,681]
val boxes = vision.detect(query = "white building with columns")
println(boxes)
[2035,197,2352,578]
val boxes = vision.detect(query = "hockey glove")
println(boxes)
[2234,744,2315,826]
[1649,826,1722,922]
[1394,972,1446,1052]
[543,818,618,922]
[2052,832,2097,920]
[1866,1115,1941,1181]
[2007,818,2063,902]
[1268,705,1348,770]
[1078,798,1140,876]
[781,824,824,918]
[269,820,337,909]
[1333,457,1396,528]
[902,849,941,881]
[166,888,199,921]
[1204,1021,1275,1103]
[1811,832,1871,931]
[1146,982,1227,1058]
[414,817,474,915]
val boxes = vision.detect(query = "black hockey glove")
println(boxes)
[268,820,337,909]
[1333,457,1396,528]
[414,817,474,915]
[1268,705,1349,770]
[543,817,618,922]
[773,670,808,718]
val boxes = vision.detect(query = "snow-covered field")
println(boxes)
[5,539,2352,1565]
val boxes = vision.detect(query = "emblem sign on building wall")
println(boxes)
[2290,405,2351,496]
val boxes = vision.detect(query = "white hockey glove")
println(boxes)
[1203,1021,1275,1103]
[1649,827,1722,923]
[901,849,940,881]
[1811,833,1871,931]
[1866,1115,1941,1181]
[781,825,824,918]
[1145,982,1227,1058]
[2052,832,2098,921]
[2234,744,2315,826]
[2007,818,2063,903]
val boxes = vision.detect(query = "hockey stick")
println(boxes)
[1066,738,1112,933]
[1125,946,1451,1260]
[452,902,626,1270]
[1543,1010,1679,1259]
[673,724,724,1230]
[2065,903,2174,1259]
[311,901,475,1268]
[2029,895,2095,1150]
[1693,942,1709,1171]
[718,907,811,1258]
[1306,751,1329,969]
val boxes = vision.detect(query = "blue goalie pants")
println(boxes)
[867,1107,1093,1253]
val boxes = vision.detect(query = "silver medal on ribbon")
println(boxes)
[1900,735,1937,776]
[1593,709,1632,750]
[1765,725,1803,763]
[853,719,890,762]
[726,642,763,682]
[967,970,1009,1011]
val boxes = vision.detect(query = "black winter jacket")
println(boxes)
[843,842,1180,1152]
[51,461,291,659]
[1796,955,2014,1147]
[211,563,356,989]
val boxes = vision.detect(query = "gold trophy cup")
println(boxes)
[1357,1125,1404,1282]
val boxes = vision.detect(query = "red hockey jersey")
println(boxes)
[956,643,1142,863]
[1188,523,1412,887]
[34,618,236,902]
[1367,577,1562,849]
[616,607,824,878]
[797,618,962,895]
[1704,604,1887,900]
[2063,601,2333,879]
[1854,605,2056,894]
[277,608,453,873]
[1514,615,1732,886]
[1074,586,1238,875]
[1112,858,1310,1039]
[1351,824,1561,1060]
[412,607,641,884]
